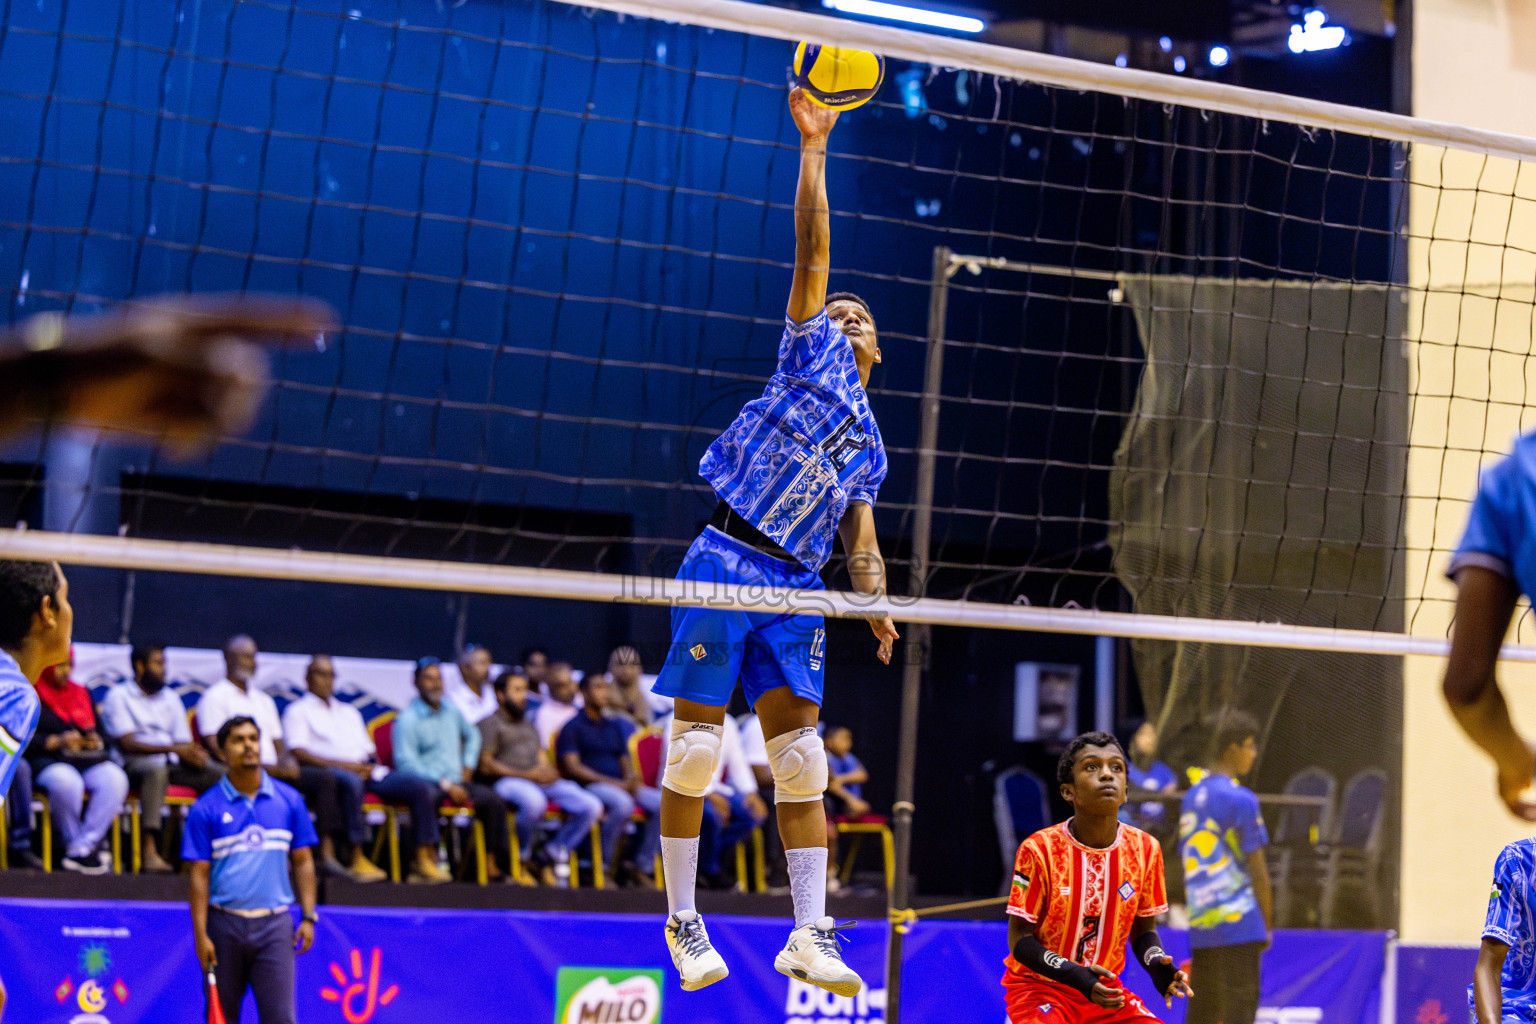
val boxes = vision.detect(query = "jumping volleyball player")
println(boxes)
[1003,732,1193,1024]
[653,85,898,996]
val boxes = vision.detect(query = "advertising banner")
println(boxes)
[1396,946,1477,1024]
[1093,927,1386,1024]
[0,898,1385,1024]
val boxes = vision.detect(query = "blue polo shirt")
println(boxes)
[828,752,865,799]
[557,712,635,780]
[182,773,318,911]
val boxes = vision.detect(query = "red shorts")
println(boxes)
[1003,973,1162,1024]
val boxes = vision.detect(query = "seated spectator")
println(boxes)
[27,652,128,873]
[824,726,870,820]
[606,646,652,727]
[196,636,348,877]
[476,670,602,886]
[1122,720,1178,835]
[823,725,869,892]
[737,711,787,888]
[195,636,289,772]
[520,647,551,695]
[557,671,658,887]
[393,657,509,883]
[700,713,768,889]
[279,656,388,883]
[100,644,225,873]
[534,661,581,749]
[446,643,499,726]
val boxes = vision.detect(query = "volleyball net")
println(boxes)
[4,0,1530,646]
[3,0,1536,948]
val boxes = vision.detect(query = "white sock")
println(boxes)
[786,846,829,929]
[661,836,699,918]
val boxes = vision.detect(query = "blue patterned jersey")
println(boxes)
[1472,839,1536,1021]
[1450,430,1536,594]
[0,649,40,801]
[1179,773,1269,949]
[699,311,886,573]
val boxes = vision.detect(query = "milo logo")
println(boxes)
[554,968,662,1024]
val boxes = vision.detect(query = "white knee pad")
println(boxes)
[766,727,828,804]
[661,720,723,799]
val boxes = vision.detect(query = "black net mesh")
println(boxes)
[10,0,1507,919]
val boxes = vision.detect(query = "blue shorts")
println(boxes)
[651,527,827,710]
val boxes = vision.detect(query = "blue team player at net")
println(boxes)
[653,85,900,998]
[1473,838,1536,1024]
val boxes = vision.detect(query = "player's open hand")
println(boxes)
[21,293,335,455]
[869,613,898,665]
[1157,959,1194,1006]
[789,87,839,141]
[1087,965,1124,1009]
[1497,749,1536,820]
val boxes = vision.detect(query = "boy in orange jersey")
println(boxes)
[1002,732,1193,1024]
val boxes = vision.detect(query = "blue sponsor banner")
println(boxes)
[0,898,1383,1024]
[1397,946,1477,1024]
[1099,928,1387,1024]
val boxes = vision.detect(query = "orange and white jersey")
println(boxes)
[1003,821,1169,983]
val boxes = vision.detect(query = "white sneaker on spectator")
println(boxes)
[62,850,110,876]
[664,910,729,991]
[774,917,861,996]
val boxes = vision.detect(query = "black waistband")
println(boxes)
[710,501,801,566]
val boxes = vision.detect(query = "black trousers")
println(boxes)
[464,781,510,870]
[207,909,296,1024]
[293,766,346,849]
[1186,941,1264,1024]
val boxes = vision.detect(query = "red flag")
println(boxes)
[206,970,228,1024]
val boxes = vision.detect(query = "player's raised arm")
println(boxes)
[786,88,839,325]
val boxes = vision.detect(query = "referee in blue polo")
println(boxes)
[184,715,318,1024]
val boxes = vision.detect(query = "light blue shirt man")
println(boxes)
[394,696,480,785]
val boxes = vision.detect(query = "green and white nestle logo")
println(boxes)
[554,967,663,1024]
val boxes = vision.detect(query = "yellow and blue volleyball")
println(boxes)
[793,42,885,110]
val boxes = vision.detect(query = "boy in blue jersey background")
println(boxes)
[1444,432,1536,820]
[1474,837,1536,1024]
[1123,721,1178,837]
[1179,710,1272,1024]
[651,86,899,997]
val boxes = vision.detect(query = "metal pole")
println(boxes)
[884,246,951,1022]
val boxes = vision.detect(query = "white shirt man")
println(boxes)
[281,692,375,766]
[101,679,192,768]
[444,672,499,726]
[196,679,283,765]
